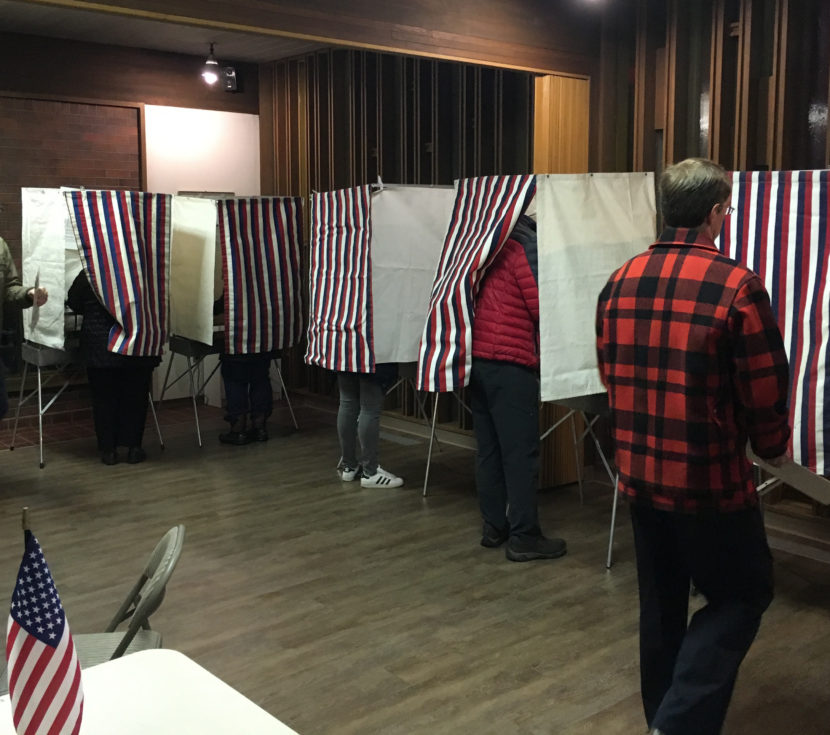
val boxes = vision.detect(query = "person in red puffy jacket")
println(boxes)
[470,212,567,562]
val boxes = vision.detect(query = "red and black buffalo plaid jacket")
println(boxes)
[595,227,791,513]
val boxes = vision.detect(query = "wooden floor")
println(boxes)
[1,401,828,735]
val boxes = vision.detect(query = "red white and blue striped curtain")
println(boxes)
[416,175,536,392]
[66,190,170,356]
[218,197,304,355]
[305,186,374,373]
[721,170,830,474]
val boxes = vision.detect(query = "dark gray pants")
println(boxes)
[337,372,384,476]
[470,358,541,540]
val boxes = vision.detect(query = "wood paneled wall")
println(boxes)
[0,31,259,376]
[533,75,591,174]
[597,5,636,173]
[41,0,602,75]
[635,0,830,171]
[532,74,591,487]
[262,49,535,198]
[0,32,258,114]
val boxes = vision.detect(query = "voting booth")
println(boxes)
[162,194,304,444]
[305,182,455,373]
[16,188,171,466]
[715,170,830,521]
[17,187,305,455]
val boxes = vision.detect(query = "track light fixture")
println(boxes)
[202,42,219,85]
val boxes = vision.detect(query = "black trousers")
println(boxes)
[630,503,774,735]
[220,353,273,425]
[469,358,541,540]
[87,366,154,451]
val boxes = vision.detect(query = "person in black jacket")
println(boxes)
[67,270,160,465]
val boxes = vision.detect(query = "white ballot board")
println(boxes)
[537,172,656,402]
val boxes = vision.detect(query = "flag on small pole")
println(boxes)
[5,509,83,735]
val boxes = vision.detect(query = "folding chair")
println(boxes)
[73,524,186,668]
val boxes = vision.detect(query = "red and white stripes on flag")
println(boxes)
[417,175,536,392]
[305,186,374,373]
[66,190,171,356]
[218,197,304,355]
[6,530,83,735]
[721,170,830,474]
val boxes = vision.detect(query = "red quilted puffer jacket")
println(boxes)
[471,215,539,369]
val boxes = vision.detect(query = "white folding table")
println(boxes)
[0,649,300,734]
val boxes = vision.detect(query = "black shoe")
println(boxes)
[126,446,147,464]
[505,535,567,562]
[101,450,118,466]
[480,523,509,548]
[219,429,251,445]
[250,427,269,442]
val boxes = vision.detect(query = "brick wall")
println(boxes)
[0,96,141,265]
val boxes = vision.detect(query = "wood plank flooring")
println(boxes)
[0,402,828,734]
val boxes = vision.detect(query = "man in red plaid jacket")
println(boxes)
[596,158,791,735]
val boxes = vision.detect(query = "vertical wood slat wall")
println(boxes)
[532,74,591,487]
[261,48,535,436]
[633,0,666,173]
[634,0,830,172]
[263,49,534,197]
[533,75,591,174]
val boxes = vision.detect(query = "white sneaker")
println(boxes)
[337,463,361,481]
[360,466,403,488]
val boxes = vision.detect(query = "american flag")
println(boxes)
[5,530,83,735]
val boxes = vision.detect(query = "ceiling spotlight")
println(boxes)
[202,43,219,85]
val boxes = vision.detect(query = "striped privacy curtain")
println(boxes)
[721,170,830,474]
[416,175,536,392]
[66,190,170,356]
[218,197,304,355]
[305,186,374,373]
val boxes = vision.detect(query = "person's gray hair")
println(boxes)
[660,158,731,228]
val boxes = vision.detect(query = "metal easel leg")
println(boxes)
[274,359,299,430]
[606,472,620,570]
[37,365,44,469]
[575,410,619,568]
[159,351,175,402]
[186,355,202,447]
[148,391,164,449]
[411,380,441,452]
[10,359,29,450]
[422,393,440,497]
[570,412,584,505]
